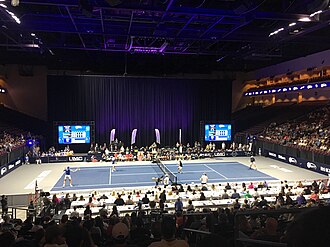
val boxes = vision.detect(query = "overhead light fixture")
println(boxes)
[216,56,226,62]
[310,10,322,17]
[298,17,311,22]
[11,0,19,6]
[289,22,296,26]
[0,3,7,8]
[269,27,285,37]
[5,10,21,24]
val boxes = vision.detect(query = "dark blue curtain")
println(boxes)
[47,75,232,147]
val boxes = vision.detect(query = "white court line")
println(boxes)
[113,172,159,176]
[52,176,277,190]
[178,177,277,183]
[203,164,228,179]
[25,170,52,190]
[108,167,112,185]
[52,181,155,189]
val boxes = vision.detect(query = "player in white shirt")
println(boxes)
[111,156,116,172]
[200,173,208,185]
[249,155,257,170]
[163,174,170,188]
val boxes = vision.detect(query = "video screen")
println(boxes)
[58,125,91,144]
[204,124,232,141]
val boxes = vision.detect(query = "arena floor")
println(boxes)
[0,156,327,196]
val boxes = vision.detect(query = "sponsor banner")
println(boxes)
[0,158,22,178]
[265,149,330,176]
[206,151,251,157]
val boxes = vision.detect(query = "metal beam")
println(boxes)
[125,11,134,50]
[176,15,195,37]
[65,6,86,48]
[199,16,225,38]
[21,1,310,21]
[99,9,106,49]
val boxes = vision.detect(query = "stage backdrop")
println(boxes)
[47,75,232,147]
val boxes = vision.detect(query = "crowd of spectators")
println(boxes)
[1,178,330,247]
[0,131,26,155]
[88,140,253,163]
[259,104,330,154]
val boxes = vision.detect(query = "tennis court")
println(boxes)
[51,161,277,192]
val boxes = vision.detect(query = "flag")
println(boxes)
[131,129,137,145]
[155,129,160,144]
[110,129,116,142]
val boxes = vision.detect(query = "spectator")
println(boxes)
[221,189,230,199]
[1,195,8,217]
[148,216,189,247]
[44,225,67,247]
[125,195,134,205]
[111,222,130,246]
[231,189,240,199]
[251,217,280,242]
[114,194,125,206]
[174,198,183,213]
[142,194,150,204]
[187,200,194,212]
[199,192,206,201]
[296,192,307,206]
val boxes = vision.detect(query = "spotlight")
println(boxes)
[11,0,19,7]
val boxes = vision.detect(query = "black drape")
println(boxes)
[47,75,232,147]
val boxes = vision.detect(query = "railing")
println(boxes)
[1,206,36,221]
[0,146,27,167]
[236,238,287,247]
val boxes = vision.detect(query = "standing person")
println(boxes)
[111,156,117,172]
[249,155,257,170]
[200,173,208,185]
[163,174,170,188]
[1,195,8,217]
[174,197,183,213]
[177,159,183,174]
[62,166,79,187]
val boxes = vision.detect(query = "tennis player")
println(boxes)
[111,156,117,172]
[63,166,79,187]
[200,173,208,185]
[163,174,170,188]
[249,155,257,170]
[177,159,183,174]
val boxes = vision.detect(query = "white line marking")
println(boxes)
[203,164,228,179]
[108,167,112,185]
[279,168,293,173]
[51,176,277,190]
[25,170,52,190]
[270,165,293,173]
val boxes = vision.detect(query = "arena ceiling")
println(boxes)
[0,0,330,74]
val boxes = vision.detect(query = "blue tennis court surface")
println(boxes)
[51,162,277,191]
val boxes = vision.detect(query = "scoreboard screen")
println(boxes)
[204,124,232,141]
[58,125,91,144]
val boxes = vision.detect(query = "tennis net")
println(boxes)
[152,159,177,184]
